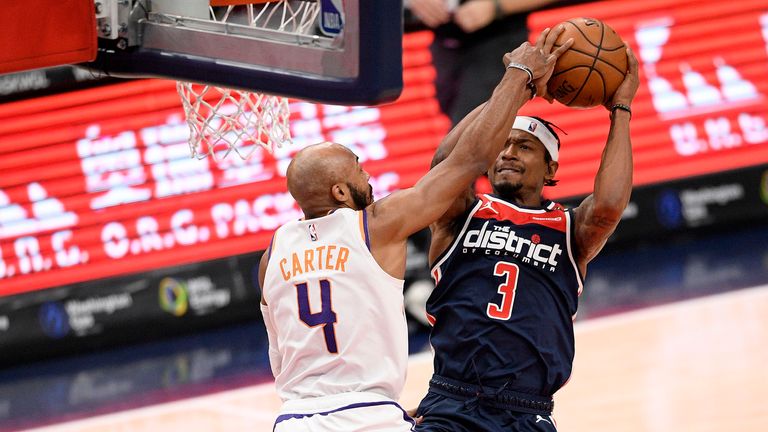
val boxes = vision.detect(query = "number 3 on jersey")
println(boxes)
[295,279,339,353]
[486,261,519,320]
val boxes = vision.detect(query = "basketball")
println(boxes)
[547,17,628,108]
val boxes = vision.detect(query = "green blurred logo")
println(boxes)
[159,277,188,317]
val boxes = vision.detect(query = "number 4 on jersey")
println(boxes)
[296,279,339,353]
[486,261,519,320]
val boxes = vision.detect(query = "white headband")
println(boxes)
[511,116,559,162]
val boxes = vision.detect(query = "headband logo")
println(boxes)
[512,116,558,162]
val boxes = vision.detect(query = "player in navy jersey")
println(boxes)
[260,28,573,432]
[414,46,640,430]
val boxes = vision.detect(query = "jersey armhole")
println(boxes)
[358,209,371,251]
[565,208,580,262]
[565,208,586,293]
[352,209,405,284]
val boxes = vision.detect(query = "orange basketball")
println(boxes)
[547,17,627,108]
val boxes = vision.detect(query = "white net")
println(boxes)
[211,0,320,33]
[176,0,322,160]
[177,82,291,160]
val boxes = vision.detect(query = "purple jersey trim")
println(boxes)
[362,209,371,250]
[273,400,415,431]
[267,233,276,259]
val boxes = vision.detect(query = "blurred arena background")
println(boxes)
[1,0,768,431]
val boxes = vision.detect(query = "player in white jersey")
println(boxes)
[258,27,573,432]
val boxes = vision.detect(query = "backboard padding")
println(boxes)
[0,0,97,74]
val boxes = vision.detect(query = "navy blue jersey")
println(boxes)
[427,194,583,397]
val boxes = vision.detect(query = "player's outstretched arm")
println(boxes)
[368,27,571,244]
[573,45,640,272]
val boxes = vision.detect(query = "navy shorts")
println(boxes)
[415,391,558,432]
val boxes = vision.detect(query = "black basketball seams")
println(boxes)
[554,45,596,56]
[565,19,602,49]
[551,50,594,77]
[592,67,609,104]
[600,44,625,52]
[598,57,627,75]
[556,46,625,75]
[552,64,592,78]
[565,20,604,106]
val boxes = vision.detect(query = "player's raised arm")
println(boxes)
[573,45,640,271]
[426,26,568,227]
[368,27,572,243]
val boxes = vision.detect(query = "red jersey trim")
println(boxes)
[476,195,567,233]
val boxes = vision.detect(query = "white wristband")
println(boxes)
[506,62,533,84]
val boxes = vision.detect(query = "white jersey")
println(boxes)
[262,208,408,403]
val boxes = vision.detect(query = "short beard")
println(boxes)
[493,180,523,200]
[347,182,373,210]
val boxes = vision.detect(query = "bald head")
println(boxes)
[287,142,366,214]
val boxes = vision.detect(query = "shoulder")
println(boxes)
[330,207,360,223]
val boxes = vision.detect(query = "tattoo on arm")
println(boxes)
[591,214,618,229]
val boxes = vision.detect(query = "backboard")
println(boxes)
[82,0,404,105]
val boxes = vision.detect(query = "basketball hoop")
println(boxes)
[177,82,291,160]
[174,0,323,160]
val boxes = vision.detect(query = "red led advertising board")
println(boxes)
[0,33,448,296]
[1,0,768,296]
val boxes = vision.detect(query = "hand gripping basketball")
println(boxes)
[604,44,640,112]
[503,26,573,100]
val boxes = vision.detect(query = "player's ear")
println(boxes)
[330,183,349,204]
[546,160,559,180]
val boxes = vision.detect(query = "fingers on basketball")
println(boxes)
[546,17,628,108]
